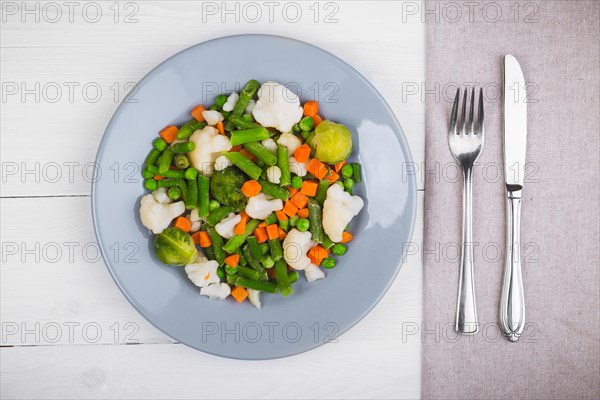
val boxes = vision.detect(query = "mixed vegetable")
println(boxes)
[139,80,364,308]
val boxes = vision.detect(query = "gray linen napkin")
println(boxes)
[423,1,599,398]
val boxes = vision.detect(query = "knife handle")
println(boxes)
[500,193,526,342]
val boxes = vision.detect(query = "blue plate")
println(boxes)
[92,34,416,359]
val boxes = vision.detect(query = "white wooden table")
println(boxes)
[1,1,425,398]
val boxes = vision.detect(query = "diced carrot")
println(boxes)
[275,210,288,221]
[290,192,309,209]
[266,224,279,240]
[311,114,323,127]
[297,208,309,219]
[278,227,287,241]
[334,160,346,173]
[233,212,249,235]
[282,201,298,217]
[231,286,248,303]
[173,217,192,232]
[294,144,311,163]
[327,169,339,183]
[159,125,178,144]
[340,231,353,243]
[190,104,206,122]
[254,227,268,243]
[239,148,256,161]
[154,175,164,181]
[307,158,328,180]
[308,245,329,266]
[216,120,225,135]
[224,254,240,267]
[300,180,318,196]
[288,187,299,197]
[258,222,267,228]
[191,231,212,247]
[241,180,262,197]
[303,100,319,117]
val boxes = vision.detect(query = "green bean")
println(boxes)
[279,219,289,232]
[229,115,260,129]
[208,200,221,211]
[315,179,330,205]
[223,120,235,132]
[277,145,291,187]
[230,127,270,146]
[206,227,225,265]
[345,188,353,195]
[257,178,290,201]
[234,247,248,267]
[146,165,185,179]
[265,212,278,225]
[178,179,188,203]
[260,243,270,256]
[226,274,238,285]
[288,270,299,285]
[261,255,274,269]
[204,246,216,261]
[167,186,181,200]
[184,167,197,180]
[153,138,167,152]
[144,179,157,191]
[292,123,300,132]
[144,149,161,168]
[246,236,264,262]
[141,169,154,179]
[268,238,283,261]
[157,179,179,188]
[321,234,335,250]
[237,266,263,281]
[299,116,314,131]
[308,198,324,243]
[222,219,260,253]
[186,176,198,210]
[197,175,210,218]
[215,94,228,108]
[242,245,263,271]
[177,118,206,140]
[206,206,234,226]
[300,130,311,141]
[174,154,189,169]
[243,142,277,166]
[274,259,293,296]
[233,79,259,117]
[216,266,225,280]
[234,276,278,294]
[157,147,174,174]
[289,215,299,227]
[224,152,262,180]
[242,113,255,122]
[209,104,219,111]
[172,141,195,153]
[352,163,362,183]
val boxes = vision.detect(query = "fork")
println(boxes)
[448,87,485,335]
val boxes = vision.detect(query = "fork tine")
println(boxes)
[449,88,460,135]
[460,88,467,134]
[468,87,475,134]
[477,87,484,135]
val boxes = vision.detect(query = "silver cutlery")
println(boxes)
[448,87,485,335]
[500,55,527,342]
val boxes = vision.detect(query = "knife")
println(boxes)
[500,55,527,342]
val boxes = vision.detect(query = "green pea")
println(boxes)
[296,218,310,232]
[242,114,254,122]
[345,188,353,195]
[153,137,167,152]
[291,175,303,189]
[174,154,189,170]
[167,186,181,200]
[321,257,336,269]
[299,116,314,131]
[209,104,220,111]
[292,123,300,132]
[208,200,221,211]
[331,244,347,256]
[221,110,231,119]
[335,181,344,189]
[144,179,158,191]
[225,265,238,275]
[216,266,225,280]
[289,215,299,227]
[215,94,228,108]
[341,164,354,179]
[261,255,274,269]
[300,130,311,141]
[344,178,355,189]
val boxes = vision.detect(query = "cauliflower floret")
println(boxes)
[152,187,172,204]
[215,213,242,239]
[191,221,201,232]
[185,259,220,288]
[277,133,302,156]
[247,289,261,309]
[261,138,277,153]
[202,110,224,126]
[266,166,282,184]
[289,156,308,177]
[305,263,325,282]
[323,185,364,242]
[283,229,315,270]
[139,194,185,234]
[200,283,231,300]
[245,193,283,220]
[214,155,233,172]
[189,209,201,222]
[188,126,232,176]
[245,99,256,114]
[222,92,239,112]
[252,81,303,133]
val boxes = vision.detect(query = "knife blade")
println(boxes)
[500,54,527,342]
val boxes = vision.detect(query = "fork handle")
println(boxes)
[455,167,479,334]
[500,193,525,342]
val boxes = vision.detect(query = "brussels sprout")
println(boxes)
[306,120,353,164]
[210,167,247,211]
[154,228,198,266]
